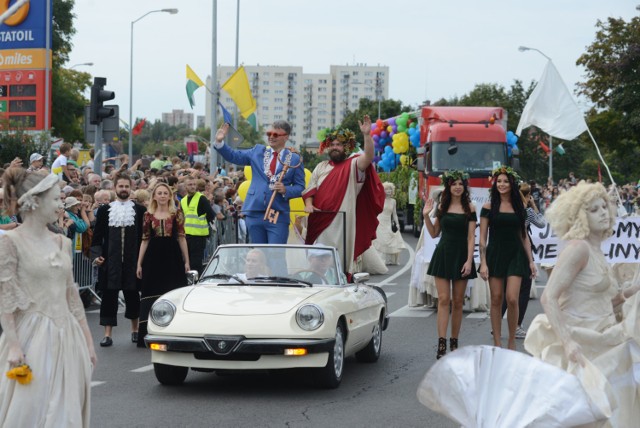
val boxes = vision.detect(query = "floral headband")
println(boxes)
[490,165,521,183]
[318,127,358,154]
[440,170,469,185]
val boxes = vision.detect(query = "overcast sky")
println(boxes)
[69,0,637,125]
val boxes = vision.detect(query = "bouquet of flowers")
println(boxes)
[6,362,33,385]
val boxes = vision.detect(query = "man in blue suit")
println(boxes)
[214,121,305,244]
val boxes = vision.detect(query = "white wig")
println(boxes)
[545,181,616,241]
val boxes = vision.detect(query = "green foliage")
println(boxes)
[299,147,323,170]
[52,68,91,142]
[0,121,49,165]
[52,0,76,69]
[339,98,415,142]
[378,165,414,211]
[576,15,640,183]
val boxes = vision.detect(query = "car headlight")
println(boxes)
[150,300,176,327]
[296,304,324,331]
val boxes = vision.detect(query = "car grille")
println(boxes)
[193,352,260,361]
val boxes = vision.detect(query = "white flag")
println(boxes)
[516,61,588,141]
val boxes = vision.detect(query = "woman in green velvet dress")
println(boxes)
[424,170,477,359]
[478,166,536,350]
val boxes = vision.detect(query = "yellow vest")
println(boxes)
[181,193,209,236]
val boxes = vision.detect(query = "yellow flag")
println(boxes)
[221,66,256,119]
[186,65,205,87]
[186,65,205,109]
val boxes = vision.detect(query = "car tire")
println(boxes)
[153,363,188,385]
[313,323,345,389]
[355,318,382,363]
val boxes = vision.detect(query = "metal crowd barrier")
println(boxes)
[71,215,250,296]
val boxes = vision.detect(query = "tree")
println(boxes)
[51,68,91,142]
[51,1,91,142]
[576,15,640,184]
[339,98,415,140]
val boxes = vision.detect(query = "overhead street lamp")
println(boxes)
[129,8,178,161]
[518,45,554,182]
[70,62,94,69]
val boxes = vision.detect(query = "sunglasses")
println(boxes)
[266,131,287,138]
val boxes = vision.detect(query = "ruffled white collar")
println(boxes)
[108,200,136,227]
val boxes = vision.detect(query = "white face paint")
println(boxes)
[586,198,610,235]
[385,188,394,197]
[37,186,64,224]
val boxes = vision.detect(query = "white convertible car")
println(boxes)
[145,244,389,388]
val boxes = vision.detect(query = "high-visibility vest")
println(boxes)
[181,192,209,236]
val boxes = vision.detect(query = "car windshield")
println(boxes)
[431,142,507,173]
[201,245,346,286]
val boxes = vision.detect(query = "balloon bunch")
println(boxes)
[506,131,519,157]
[370,112,421,172]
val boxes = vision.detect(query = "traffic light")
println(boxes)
[89,77,115,125]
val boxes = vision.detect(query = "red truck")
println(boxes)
[413,106,517,234]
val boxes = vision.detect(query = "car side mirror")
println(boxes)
[187,270,199,285]
[353,272,370,284]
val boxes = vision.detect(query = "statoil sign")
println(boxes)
[0,0,52,130]
[0,0,52,50]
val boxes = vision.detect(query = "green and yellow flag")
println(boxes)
[186,65,205,109]
[222,66,257,130]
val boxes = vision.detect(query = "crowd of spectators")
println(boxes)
[528,171,640,216]
[0,148,249,286]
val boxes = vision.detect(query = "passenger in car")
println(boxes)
[238,249,271,280]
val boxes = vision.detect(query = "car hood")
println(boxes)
[182,285,326,315]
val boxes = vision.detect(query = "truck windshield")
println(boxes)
[430,142,507,174]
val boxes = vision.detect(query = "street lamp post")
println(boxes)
[518,45,553,182]
[70,62,94,69]
[129,8,178,161]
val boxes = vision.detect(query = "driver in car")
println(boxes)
[297,248,336,285]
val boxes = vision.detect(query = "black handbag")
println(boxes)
[391,219,398,233]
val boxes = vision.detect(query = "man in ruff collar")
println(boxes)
[91,172,146,347]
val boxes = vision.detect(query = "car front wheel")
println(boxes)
[313,323,345,389]
[355,318,382,363]
[154,363,188,385]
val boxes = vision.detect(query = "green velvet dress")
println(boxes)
[480,208,530,278]
[427,212,478,280]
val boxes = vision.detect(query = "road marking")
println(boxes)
[390,305,434,318]
[91,381,106,387]
[375,240,414,288]
[385,292,396,298]
[131,364,154,373]
[371,282,396,286]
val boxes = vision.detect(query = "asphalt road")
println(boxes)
[82,230,549,428]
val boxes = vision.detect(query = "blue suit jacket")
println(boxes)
[216,144,305,223]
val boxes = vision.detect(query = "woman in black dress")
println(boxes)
[478,166,536,350]
[424,170,477,359]
[136,183,190,347]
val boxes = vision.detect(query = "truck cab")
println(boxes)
[414,106,513,234]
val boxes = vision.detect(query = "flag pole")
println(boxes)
[209,0,218,174]
[233,0,240,130]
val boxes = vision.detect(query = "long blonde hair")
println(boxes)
[148,182,176,215]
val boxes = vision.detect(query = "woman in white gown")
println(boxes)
[0,169,96,427]
[525,182,640,426]
[372,182,405,265]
